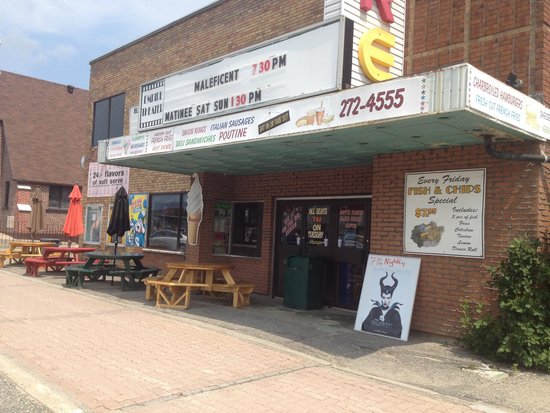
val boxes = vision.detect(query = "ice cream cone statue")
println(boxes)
[187,173,204,245]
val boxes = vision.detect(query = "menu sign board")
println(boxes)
[108,75,427,159]
[467,66,550,141]
[404,169,485,258]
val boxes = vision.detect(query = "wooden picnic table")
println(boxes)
[145,262,254,309]
[24,246,96,276]
[65,251,160,290]
[0,241,57,267]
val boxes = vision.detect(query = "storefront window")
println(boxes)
[337,205,366,249]
[212,201,263,258]
[147,193,187,252]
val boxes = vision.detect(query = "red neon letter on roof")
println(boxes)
[360,0,395,23]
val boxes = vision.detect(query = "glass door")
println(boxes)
[274,203,305,297]
[333,202,370,309]
[274,198,370,310]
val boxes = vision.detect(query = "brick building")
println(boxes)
[0,71,88,240]
[85,0,550,337]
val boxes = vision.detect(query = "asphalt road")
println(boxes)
[0,372,51,413]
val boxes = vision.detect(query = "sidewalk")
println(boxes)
[0,267,547,412]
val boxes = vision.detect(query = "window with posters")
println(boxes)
[306,205,329,247]
[126,194,148,248]
[212,202,263,258]
[337,204,366,249]
[279,205,303,246]
[84,204,102,244]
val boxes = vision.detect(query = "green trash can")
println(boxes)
[283,256,325,310]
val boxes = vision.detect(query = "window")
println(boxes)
[338,204,366,249]
[4,181,9,208]
[213,202,263,258]
[48,185,72,210]
[147,193,187,252]
[92,93,125,146]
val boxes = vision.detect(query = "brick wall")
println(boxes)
[85,0,324,249]
[12,185,72,238]
[190,165,373,294]
[406,0,548,106]
[372,141,546,336]
[86,0,550,337]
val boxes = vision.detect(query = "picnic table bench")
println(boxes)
[0,241,56,267]
[65,251,160,291]
[24,246,96,276]
[144,262,254,309]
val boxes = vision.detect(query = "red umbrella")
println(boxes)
[63,184,84,246]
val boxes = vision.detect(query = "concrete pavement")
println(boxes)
[0,267,545,412]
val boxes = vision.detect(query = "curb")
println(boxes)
[0,352,84,413]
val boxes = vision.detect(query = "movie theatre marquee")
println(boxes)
[139,19,344,131]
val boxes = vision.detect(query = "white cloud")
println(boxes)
[0,0,215,88]
[1,0,213,37]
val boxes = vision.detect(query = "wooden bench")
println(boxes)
[209,283,255,308]
[1,241,58,267]
[144,276,164,301]
[151,280,209,310]
[0,249,22,267]
[145,277,254,309]
[65,265,160,290]
[25,258,86,276]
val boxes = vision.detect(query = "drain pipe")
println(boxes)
[483,135,550,163]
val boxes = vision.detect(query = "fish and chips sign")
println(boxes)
[404,169,486,258]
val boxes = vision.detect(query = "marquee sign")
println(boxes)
[139,20,343,131]
[109,75,427,159]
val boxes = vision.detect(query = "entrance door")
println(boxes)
[274,198,371,310]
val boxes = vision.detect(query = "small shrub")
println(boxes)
[460,237,550,372]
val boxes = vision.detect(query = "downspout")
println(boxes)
[483,135,550,163]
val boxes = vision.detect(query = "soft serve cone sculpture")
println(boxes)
[187,173,204,245]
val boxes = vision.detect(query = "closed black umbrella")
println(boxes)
[107,186,130,257]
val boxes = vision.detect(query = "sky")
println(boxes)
[0,0,216,90]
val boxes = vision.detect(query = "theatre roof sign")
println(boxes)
[324,0,406,85]
[100,64,549,176]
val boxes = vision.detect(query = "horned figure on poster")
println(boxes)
[361,272,403,338]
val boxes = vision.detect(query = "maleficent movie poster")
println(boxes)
[354,254,421,341]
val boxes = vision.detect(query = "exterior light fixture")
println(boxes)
[505,72,523,89]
